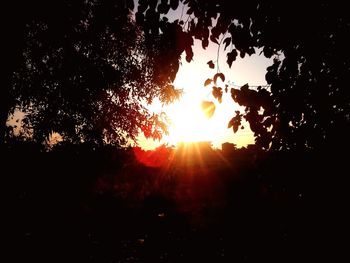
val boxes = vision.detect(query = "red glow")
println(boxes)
[133,146,172,167]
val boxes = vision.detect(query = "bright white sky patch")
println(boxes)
[138,39,273,150]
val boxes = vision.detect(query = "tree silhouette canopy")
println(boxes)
[137,0,350,150]
[4,2,349,261]
[2,0,349,150]
[2,0,182,146]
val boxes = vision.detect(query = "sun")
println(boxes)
[139,43,268,150]
[163,91,220,145]
[158,62,237,146]
[141,83,254,150]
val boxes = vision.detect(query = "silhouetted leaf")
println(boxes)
[207,60,215,69]
[170,0,179,10]
[158,3,170,14]
[212,86,223,103]
[223,37,231,51]
[247,47,255,56]
[213,73,225,84]
[204,78,212,86]
[202,38,209,49]
[185,47,193,62]
[263,46,273,58]
[210,34,219,44]
[227,49,238,68]
[228,120,233,129]
[228,111,242,133]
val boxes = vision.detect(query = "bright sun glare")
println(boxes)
[139,43,273,150]
[166,95,214,144]
[160,67,234,147]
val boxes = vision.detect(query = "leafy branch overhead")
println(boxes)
[2,0,349,152]
[204,72,225,104]
[134,0,350,151]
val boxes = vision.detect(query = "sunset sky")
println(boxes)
[6,2,273,149]
[137,40,273,150]
[6,28,272,150]
[132,2,274,150]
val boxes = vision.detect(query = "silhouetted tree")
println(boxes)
[2,0,182,146]
[137,0,350,151]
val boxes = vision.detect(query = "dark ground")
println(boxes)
[5,142,347,262]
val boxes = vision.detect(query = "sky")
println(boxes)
[9,42,272,149]
[7,2,273,149]
[134,1,273,150]
[137,40,273,150]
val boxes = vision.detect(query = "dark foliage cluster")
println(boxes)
[138,0,350,151]
[1,0,182,147]
[2,1,349,151]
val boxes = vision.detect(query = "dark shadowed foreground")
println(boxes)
[5,142,347,262]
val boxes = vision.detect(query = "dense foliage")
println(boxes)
[2,0,182,146]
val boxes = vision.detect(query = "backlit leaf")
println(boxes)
[201,101,216,118]
[212,86,223,103]
[213,73,225,84]
[204,78,212,86]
